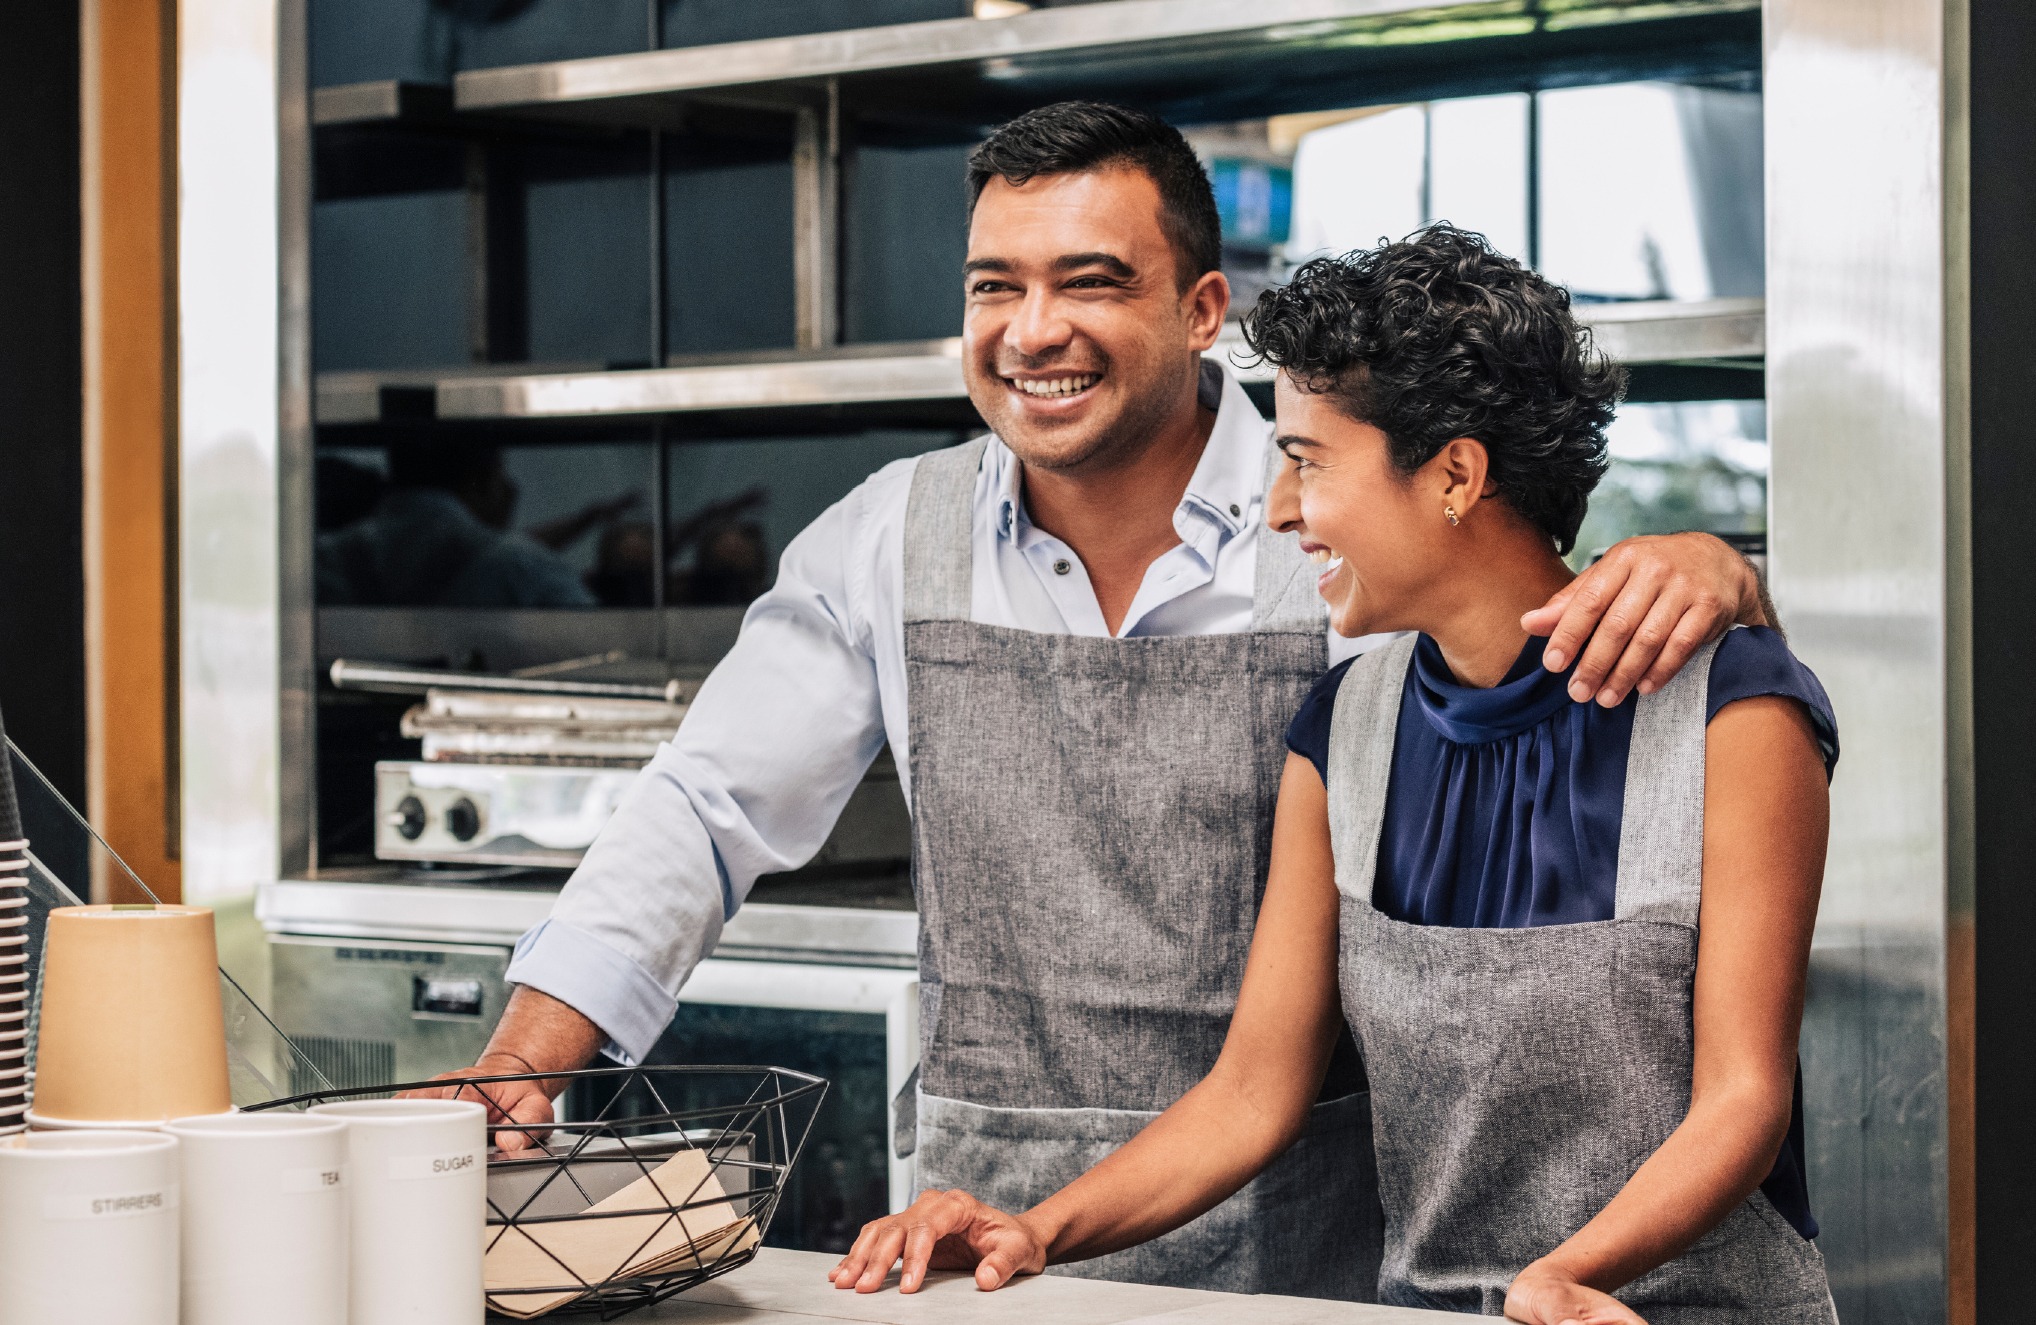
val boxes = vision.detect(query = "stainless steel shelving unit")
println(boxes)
[307,0,1763,361]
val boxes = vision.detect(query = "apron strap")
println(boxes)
[902,437,988,624]
[1325,634,1419,903]
[1251,444,1326,634]
[1613,635,1724,927]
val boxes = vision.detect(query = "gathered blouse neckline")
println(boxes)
[1410,633,1575,745]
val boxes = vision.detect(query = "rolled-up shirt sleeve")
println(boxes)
[506,473,896,1063]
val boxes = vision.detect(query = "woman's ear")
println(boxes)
[1435,438,1492,523]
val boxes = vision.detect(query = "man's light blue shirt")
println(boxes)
[507,364,1374,1061]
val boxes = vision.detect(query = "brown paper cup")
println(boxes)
[28,904,232,1126]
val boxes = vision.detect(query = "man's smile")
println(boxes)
[1002,371,1103,402]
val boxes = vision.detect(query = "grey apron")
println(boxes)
[901,431,1382,1300]
[1328,635,1836,1321]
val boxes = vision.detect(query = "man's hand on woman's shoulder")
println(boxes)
[829,1189,1048,1294]
[1523,532,1768,708]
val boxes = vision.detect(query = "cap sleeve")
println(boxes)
[1285,657,1355,786]
[1707,626,1840,779]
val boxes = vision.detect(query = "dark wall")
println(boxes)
[1970,0,2036,1311]
[0,0,86,843]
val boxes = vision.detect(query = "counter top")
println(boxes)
[608,1249,1458,1324]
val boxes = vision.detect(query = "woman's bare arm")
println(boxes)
[1505,696,1830,1325]
[830,753,1349,1293]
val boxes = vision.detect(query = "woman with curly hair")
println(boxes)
[831,225,1840,1324]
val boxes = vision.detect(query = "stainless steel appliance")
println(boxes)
[340,659,914,873]
[340,660,690,870]
[374,762,643,868]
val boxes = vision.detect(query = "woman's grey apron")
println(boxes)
[900,435,1381,1299]
[1327,635,1836,1321]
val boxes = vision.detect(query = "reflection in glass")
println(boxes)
[317,432,967,610]
[316,443,653,609]
[1572,401,1767,566]
[664,431,963,606]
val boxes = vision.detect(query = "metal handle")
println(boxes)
[328,659,685,703]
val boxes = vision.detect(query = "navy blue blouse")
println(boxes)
[1286,625,1838,1239]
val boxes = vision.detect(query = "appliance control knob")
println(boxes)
[445,798,482,843]
[388,796,426,841]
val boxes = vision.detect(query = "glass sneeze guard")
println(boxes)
[5,736,331,1117]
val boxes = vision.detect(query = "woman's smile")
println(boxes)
[1301,539,1345,593]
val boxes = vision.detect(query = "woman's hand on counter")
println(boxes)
[829,1189,1047,1294]
[1504,1261,1649,1325]
[397,1053,558,1153]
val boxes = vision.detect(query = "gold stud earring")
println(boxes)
[1445,505,1460,527]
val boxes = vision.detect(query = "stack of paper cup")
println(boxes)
[167,1112,349,1325]
[309,1098,486,1324]
[0,836,27,1136]
[0,700,27,1135]
[0,1129,181,1324]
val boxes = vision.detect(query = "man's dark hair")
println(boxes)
[1243,224,1625,555]
[967,101,1222,289]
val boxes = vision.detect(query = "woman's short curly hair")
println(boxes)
[1242,224,1624,555]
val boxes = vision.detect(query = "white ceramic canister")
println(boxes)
[307,1098,486,1325]
[166,1111,350,1325]
[0,1129,181,1325]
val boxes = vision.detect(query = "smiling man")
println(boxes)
[418,102,1771,1300]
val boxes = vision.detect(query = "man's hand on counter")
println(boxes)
[829,1189,1047,1295]
[396,986,606,1153]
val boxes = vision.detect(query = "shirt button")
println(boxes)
[1229,503,1242,517]
[1053,559,1072,576]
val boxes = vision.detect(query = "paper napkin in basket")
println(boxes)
[485,1146,758,1318]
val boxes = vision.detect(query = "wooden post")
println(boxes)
[82,0,180,902]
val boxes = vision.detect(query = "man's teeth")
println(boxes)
[1011,375,1100,398]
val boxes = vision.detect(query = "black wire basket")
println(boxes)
[252,1065,827,1321]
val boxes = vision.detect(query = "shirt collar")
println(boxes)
[992,359,1269,543]
[1411,633,1582,744]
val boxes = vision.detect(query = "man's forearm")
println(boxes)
[480,985,608,1088]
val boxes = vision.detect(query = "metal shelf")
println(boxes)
[312,80,454,129]
[313,300,1762,426]
[438,340,968,420]
[1567,296,1763,367]
[443,0,1759,131]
